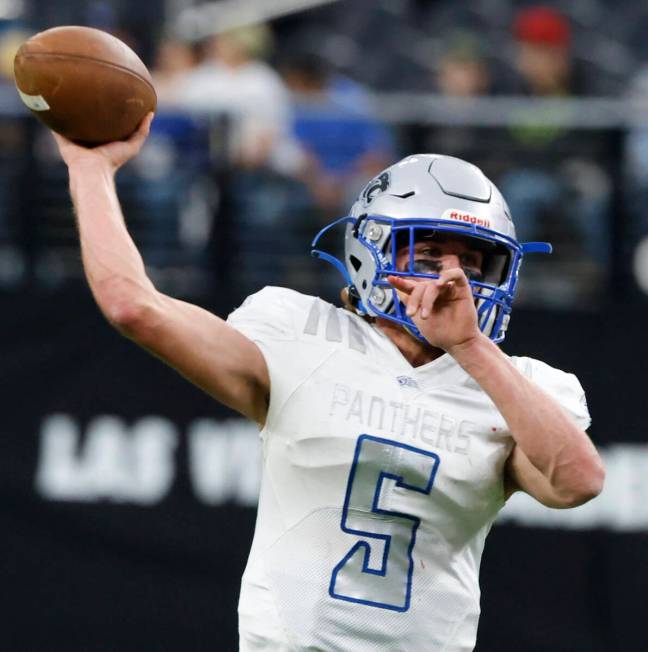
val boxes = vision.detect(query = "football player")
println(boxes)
[53,113,604,652]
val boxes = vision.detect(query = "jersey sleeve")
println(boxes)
[227,286,297,346]
[512,357,591,430]
[226,286,310,424]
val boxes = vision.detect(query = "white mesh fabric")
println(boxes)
[512,357,592,431]
[262,508,479,652]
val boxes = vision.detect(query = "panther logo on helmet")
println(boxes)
[361,172,390,206]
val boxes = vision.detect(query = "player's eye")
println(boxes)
[419,246,442,257]
[412,259,442,274]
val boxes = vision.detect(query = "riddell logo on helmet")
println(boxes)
[444,210,491,228]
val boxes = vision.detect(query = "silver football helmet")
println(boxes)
[311,154,551,343]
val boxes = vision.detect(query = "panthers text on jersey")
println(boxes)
[227,286,590,652]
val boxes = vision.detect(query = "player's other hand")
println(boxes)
[52,112,154,173]
[388,268,484,353]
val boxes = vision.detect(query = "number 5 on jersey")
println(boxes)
[329,434,440,612]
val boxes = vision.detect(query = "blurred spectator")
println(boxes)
[171,24,326,296]
[435,31,491,97]
[0,24,31,287]
[0,24,29,107]
[496,5,611,288]
[504,5,619,98]
[118,37,212,275]
[118,111,214,273]
[511,5,578,96]
[175,23,303,175]
[282,52,394,217]
[426,31,501,185]
[151,37,198,106]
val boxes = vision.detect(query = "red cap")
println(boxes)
[514,6,571,46]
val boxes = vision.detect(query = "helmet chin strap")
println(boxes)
[391,295,428,344]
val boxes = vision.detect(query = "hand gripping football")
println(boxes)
[14,25,157,145]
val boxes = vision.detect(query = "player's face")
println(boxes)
[394,234,485,282]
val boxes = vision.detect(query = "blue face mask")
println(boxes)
[311,215,552,344]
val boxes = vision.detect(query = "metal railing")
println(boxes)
[1,96,645,308]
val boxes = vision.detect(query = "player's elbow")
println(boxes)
[555,457,605,508]
[95,276,160,336]
[107,299,156,337]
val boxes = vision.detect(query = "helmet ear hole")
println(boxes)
[349,255,362,271]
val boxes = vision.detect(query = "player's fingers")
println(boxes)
[141,111,154,134]
[129,112,154,145]
[419,282,440,319]
[387,275,416,307]
[387,275,416,294]
[436,268,468,288]
[405,281,427,317]
[391,287,408,307]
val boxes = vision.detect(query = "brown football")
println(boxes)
[13,26,156,145]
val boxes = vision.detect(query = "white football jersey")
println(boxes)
[226,287,590,652]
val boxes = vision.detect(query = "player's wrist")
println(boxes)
[68,155,116,179]
[446,332,497,368]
